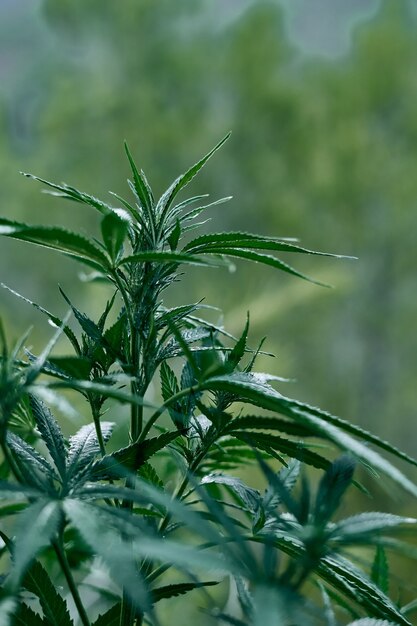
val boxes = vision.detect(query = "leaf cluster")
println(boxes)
[0,137,416,626]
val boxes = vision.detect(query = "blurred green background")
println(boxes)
[1,0,417,617]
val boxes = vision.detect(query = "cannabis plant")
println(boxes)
[0,136,417,626]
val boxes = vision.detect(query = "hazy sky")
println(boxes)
[282,0,381,56]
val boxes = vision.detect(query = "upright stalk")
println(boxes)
[130,324,143,442]
[90,399,106,457]
[120,306,144,626]
[53,537,91,626]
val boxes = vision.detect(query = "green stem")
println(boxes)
[144,429,223,584]
[53,538,91,626]
[111,269,134,361]
[120,589,136,626]
[131,325,143,442]
[120,310,144,626]
[90,399,106,457]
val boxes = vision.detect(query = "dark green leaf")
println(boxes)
[6,432,58,490]
[177,196,232,225]
[318,554,411,625]
[227,415,314,438]
[91,430,181,480]
[183,231,354,259]
[160,361,180,403]
[138,462,164,490]
[0,219,109,269]
[314,455,356,525]
[124,142,154,221]
[0,283,80,354]
[29,394,67,479]
[23,560,73,626]
[262,459,301,512]
[201,376,417,496]
[151,580,219,603]
[190,246,330,286]
[0,502,27,517]
[41,378,156,410]
[14,603,45,626]
[109,190,141,224]
[21,172,129,222]
[103,314,127,359]
[118,251,220,268]
[255,533,410,625]
[226,314,249,371]
[155,302,203,330]
[160,361,187,428]
[101,212,128,260]
[167,219,181,250]
[156,134,230,226]
[231,430,331,471]
[256,455,302,521]
[59,288,103,343]
[44,356,92,380]
[92,603,121,626]
[371,546,389,595]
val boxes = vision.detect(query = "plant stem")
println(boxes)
[53,538,91,626]
[120,589,136,626]
[90,399,106,457]
[120,311,144,626]
[131,325,143,442]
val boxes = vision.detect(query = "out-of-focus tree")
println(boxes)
[1,0,417,457]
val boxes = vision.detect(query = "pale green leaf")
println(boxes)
[5,500,62,591]
[29,393,67,479]
[67,421,114,480]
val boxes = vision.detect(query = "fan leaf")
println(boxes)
[67,422,114,480]
[156,134,230,226]
[5,500,62,592]
[151,580,219,603]
[23,560,73,626]
[0,219,109,269]
[90,430,181,480]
